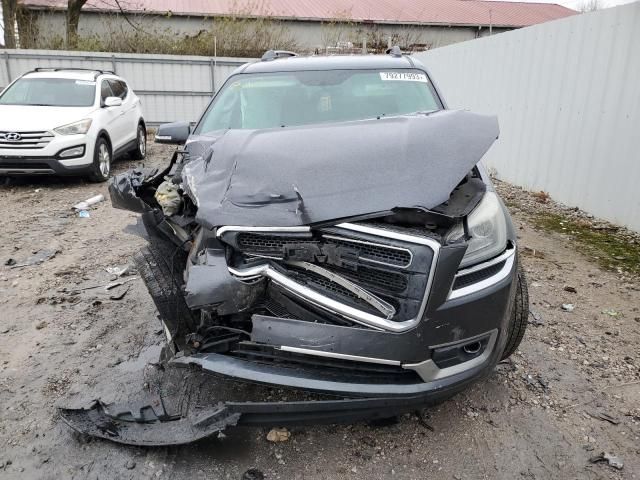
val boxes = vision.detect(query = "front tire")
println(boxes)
[130,123,146,160]
[88,137,111,183]
[501,261,529,360]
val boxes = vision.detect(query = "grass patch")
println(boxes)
[533,212,640,276]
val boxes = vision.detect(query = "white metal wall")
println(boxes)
[415,3,640,232]
[0,49,254,125]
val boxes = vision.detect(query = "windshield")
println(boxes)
[195,69,442,133]
[0,78,96,107]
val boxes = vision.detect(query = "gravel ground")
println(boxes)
[0,144,638,479]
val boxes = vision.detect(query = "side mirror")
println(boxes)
[155,121,191,145]
[104,96,122,107]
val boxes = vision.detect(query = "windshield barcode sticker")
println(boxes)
[379,72,428,83]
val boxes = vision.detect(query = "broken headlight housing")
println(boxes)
[446,191,507,268]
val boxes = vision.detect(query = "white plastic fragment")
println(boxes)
[73,194,105,211]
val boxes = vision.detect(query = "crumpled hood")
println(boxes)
[183,110,499,228]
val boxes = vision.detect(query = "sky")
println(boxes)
[1,0,638,43]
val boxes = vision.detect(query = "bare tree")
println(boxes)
[67,0,88,48]
[2,0,18,48]
[580,0,602,12]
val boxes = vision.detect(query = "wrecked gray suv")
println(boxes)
[62,51,528,445]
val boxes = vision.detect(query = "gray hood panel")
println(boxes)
[183,110,499,228]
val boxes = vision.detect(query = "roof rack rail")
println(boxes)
[386,46,403,58]
[32,67,115,80]
[261,50,297,61]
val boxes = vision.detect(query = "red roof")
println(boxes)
[23,0,577,28]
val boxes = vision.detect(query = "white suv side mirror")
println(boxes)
[104,96,122,107]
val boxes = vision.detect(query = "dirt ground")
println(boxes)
[0,143,638,480]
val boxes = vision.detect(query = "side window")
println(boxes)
[108,79,126,99]
[101,80,114,103]
[119,81,129,99]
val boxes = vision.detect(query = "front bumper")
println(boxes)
[0,135,94,176]
[174,245,518,398]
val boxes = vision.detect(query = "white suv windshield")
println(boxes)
[0,78,96,107]
[195,69,441,133]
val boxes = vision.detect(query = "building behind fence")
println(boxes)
[0,49,252,125]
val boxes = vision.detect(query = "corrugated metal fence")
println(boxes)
[0,49,254,125]
[415,2,640,232]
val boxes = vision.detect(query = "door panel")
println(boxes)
[109,80,138,146]
[99,80,127,151]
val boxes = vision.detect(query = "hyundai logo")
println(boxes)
[3,132,22,142]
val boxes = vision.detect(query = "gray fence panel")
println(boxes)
[415,3,640,232]
[0,49,254,125]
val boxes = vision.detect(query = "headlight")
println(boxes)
[54,119,92,135]
[446,192,508,268]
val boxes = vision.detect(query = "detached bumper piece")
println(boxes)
[58,376,482,447]
[59,400,240,447]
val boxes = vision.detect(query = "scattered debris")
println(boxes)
[4,258,16,266]
[104,277,137,291]
[602,309,621,318]
[415,411,435,431]
[562,303,575,312]
[10,249,59,269]
[125,460,136,470]
[109,286,129,301]
[528,309,545,326]
[589,452,624,470]
[587,411,620,425]
[73,194,105,211]
[522,246,545,258]
[35,321,47,330]
[77,210,90,218]
[242,468,265,480]
[105,265,132,277]
[563,286,577,293]
[532,190,550,203]
[266,427,291,442]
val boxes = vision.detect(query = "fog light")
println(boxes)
[58,145,85,158]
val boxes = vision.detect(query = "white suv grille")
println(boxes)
[0,131,54,150]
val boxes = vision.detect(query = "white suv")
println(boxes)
[0,68,146,182]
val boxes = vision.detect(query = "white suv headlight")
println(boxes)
[54,118,93,135]
[446,191,508,268]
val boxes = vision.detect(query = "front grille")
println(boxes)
[323,236,411,267]
[224,225,436,326]
[237,232,412,268]
[452,261,506,290]
[0,162,51,170]
[289,267,375,309]
[336,265,408,292]
[238,233,316,252]
[0,131,54,150]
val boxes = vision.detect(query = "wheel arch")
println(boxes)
[96,129,112,153]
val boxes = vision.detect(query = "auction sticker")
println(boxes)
[379,72,428,82]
